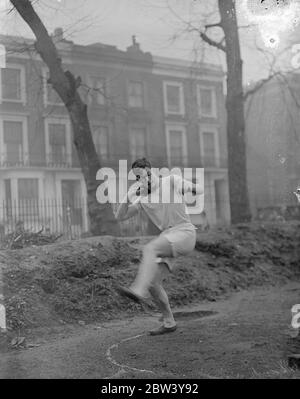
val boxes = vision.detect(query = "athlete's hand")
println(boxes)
[293,189,300,203]
[128,182,142,203]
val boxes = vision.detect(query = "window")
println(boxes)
[197,86,217,117]
[200,128,219,167]
[163,82,184,115]
[202,132,216,163]
[89,76,106,105]
[169,130,185,166]
[45,119,71,167]
[128,81,144,108]
[3,121,23,165]
[130,128,146,160]
[166,125,187,167]
[18,178,39,201]
[48,123,67,165]
[2,68,21,100]
[1,66,25,103]
[92,126,109,160]
[18,178,39,220]
[44,69,63,105]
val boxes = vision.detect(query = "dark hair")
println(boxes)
[131,157,151,170]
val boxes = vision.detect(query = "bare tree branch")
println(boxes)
[182,23,226,52]
[164,0,226,53]
[238,24,257,30]
[243,72,280,101]
[278,73,300,109]
[243,39,295,101]
[199,31,226,52]
[10,0,72,103]
[205,22,222,30]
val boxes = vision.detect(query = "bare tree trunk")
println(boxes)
[10,0,120,236]
[67,98,119,236]
[218,0,251,223]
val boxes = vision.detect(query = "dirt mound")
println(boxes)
[0,227,62,250]
[1,237,142,332]
[1,222,300,334]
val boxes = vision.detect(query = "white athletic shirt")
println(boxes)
[133,175,196,232]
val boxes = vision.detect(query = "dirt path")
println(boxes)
[0,283,300,379]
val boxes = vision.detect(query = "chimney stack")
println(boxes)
[53,27,64,42]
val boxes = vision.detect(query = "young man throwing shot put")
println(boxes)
[114,158,203,335]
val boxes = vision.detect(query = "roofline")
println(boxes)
[0,33,224,74]
[153,55,223,72]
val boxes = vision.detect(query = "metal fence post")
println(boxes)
[67,205,72,240]
[0,267,6,331]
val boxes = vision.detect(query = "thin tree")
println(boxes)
[166,0,257,223]
[195,0,251,223]
[9,0,120,236]
[218,0,252,223]
[174,0,293,223]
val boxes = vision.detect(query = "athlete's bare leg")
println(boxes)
[129,235,173,298]
[148,263,176,328]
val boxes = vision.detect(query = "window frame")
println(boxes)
[0,171,44,220]
[165,124,188,167]
[197,85,217,118]
[44,118,72,167]
[87,75,107,106]
[0,115,29,166]
[128,80,144,108]
[199,124,220,167]
[0,63,26,105]
[18,177,40,201]
[129,126,148,162]
[16,175,42,221]
[163,81,185,116]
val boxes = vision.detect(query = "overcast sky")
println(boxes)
[0,0,299,83]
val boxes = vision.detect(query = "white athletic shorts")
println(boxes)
[156,223,197,271]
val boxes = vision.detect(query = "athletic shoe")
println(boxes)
[116,285,154,309]
[149,325,177,336]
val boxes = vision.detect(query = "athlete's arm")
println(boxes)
[185,182,203,196]
[114,185,141,221]
[294,188,300,203]
[115,201,140,221]
[171,175,203,196]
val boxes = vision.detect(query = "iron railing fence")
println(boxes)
[0,199,150,242]
[0,199,299,247]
